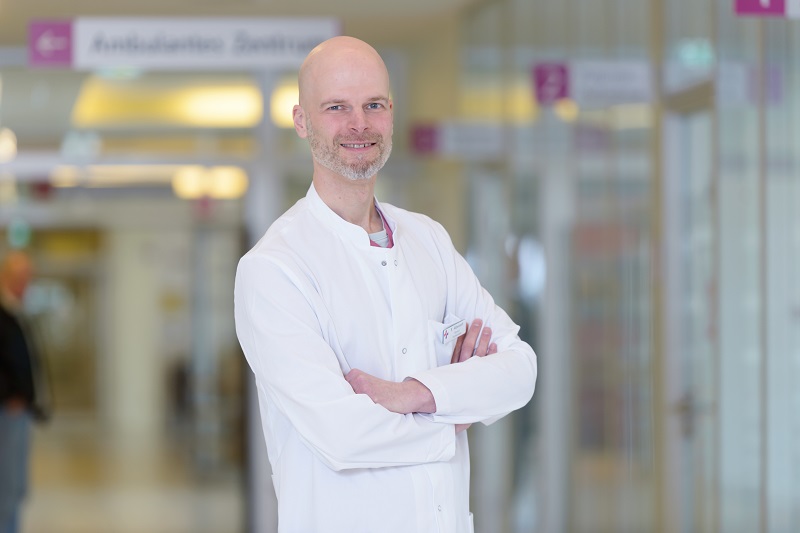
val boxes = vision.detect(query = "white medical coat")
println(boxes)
[234,184,537,533]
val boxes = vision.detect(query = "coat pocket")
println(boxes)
[427,314,463,367]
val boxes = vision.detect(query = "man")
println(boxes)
[234,36,537,533]
[0,251,45,533]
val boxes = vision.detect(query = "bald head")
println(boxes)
[297,36,390,110]
[0,250,33,302]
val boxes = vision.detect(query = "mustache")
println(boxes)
[334,133,382,144]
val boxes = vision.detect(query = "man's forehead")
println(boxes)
[299,43,389,98]
[305,73,390,108]
[317,92,390,104]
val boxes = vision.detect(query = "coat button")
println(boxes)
[437,505,442,512]
[381,260,387,266]
[394,260,398,266]
[402,348,407,354]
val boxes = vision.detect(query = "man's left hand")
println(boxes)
[451,319,497,364]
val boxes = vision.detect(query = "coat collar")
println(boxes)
[306,183,398,248]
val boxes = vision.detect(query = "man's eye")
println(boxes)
[328,105,342,111]
[367,103,383,110]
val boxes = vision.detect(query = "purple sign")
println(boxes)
[734,0,785,16]
[410,125,439,155]
[28,20,73,67]
[533,63,569,105]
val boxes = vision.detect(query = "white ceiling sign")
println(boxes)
[571,60,653,108]
[439,122,505,161]
[72,17,340,70]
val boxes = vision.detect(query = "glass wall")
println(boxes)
[456,0,800,532]
[760,8,800,533]
[459,1,655,531]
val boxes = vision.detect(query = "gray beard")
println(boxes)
[306,120,392,181]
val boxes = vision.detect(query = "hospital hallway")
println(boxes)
[3,0,800,532]
[24,416,243,533]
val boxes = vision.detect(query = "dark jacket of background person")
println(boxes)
[0,303,42,418]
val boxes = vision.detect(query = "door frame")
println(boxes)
[661,78,719,533]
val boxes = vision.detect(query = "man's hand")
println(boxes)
[451,319,498,364]
[450,319,498,433]
[346,370,436,414]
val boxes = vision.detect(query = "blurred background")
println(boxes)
[0,0,798,532]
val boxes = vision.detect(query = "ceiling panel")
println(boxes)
[0,0,478,46]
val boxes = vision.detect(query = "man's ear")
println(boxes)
[293,105,307,138]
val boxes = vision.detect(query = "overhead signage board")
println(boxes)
[410,122,505,161]
[29,17,340,70]
[533,61,652,107]
[571,60,652,107]
[734,0,800,17]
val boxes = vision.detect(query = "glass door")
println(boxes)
[663,83,719,533]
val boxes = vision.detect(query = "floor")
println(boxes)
[19,416,244,533]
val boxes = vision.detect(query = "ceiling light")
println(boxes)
[171,165,249,200]
[208,166,248,199]
[270,79,299,129]
[73,77,263,129]
[172,166,209,199]
[178,86,263,128]
[458,75,538,125]
[0,128,17,162]
[554,98,579,123]
[50,166,82,188]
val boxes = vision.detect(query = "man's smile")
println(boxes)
[340,142,377,149]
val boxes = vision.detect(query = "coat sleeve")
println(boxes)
[235,252,456,472]
[409,223,537,426]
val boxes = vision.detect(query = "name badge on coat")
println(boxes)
[441,319,466,344]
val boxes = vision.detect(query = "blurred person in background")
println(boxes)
[235,36,537,532]
[0,250,49,533]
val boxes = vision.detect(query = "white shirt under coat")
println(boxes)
[234,184,537,533]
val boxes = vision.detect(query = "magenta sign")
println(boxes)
[410,124,439,155]
[533,63,569,105]
[28,20,73,67]
[734,0,785,16]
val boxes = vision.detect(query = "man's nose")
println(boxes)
[348,108,369,133]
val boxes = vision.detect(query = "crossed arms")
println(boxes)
[345,318,497,433]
